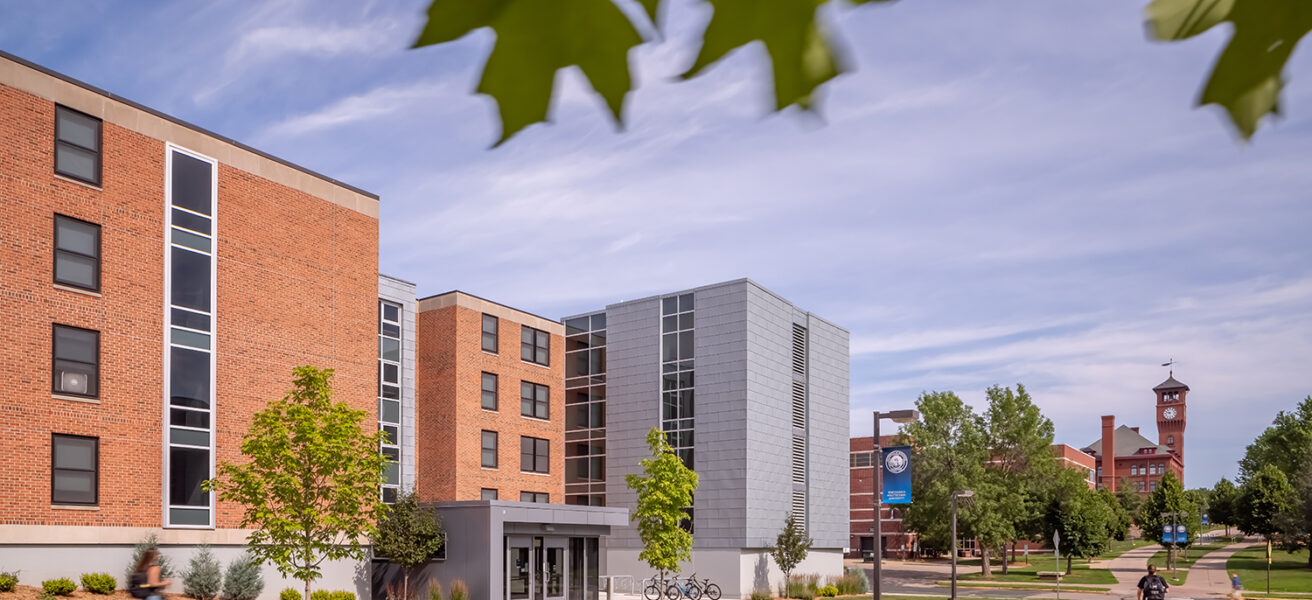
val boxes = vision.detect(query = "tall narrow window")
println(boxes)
[481,372,498,411]
[54,106,102,185]
[481,314,498,353]
[51,434,98,505]
[521,436,550,474]
[564,312,607,507]
[52,324,99,398]
[521,326,550,366]
[660,293,694,469]
[379,300,403,504]
[520,381,549,420]
[53,215,101,292]
[481,431,498,468]
[165,146,216,528]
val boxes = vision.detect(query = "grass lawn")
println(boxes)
[1097,538,1156,560]
[1242,594,1312,599]
[1147,540,1228,571]
[955,560,1117,585]
[935,581,1111,592]
[1227,546,1312,594]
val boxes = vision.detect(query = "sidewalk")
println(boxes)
[1092,543,1166,598]
[1172,541,1262,598]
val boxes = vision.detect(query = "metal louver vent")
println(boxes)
[792,381,807,429]
[792,436,806,484]
[792,324,807,375]
[791,489,807,527]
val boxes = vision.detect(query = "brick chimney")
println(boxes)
[1131,427,1139,434]
[1101,415,1116,492]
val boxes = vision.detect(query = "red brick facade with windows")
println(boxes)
[415,292,565,503]
[0,53,379,533]
[1085,375,1188,495]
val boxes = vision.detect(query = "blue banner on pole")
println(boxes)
[1162,526,1174,544]
[882,446,913,504]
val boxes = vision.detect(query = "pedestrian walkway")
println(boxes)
[1091,537,1261,600]
[1172,540,1262,599]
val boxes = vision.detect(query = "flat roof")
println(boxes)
[0,50,379,213]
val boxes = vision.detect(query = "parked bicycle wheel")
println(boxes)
[643,583,662,600]
[702,583,721,600]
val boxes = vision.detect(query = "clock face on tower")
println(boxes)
[1162,407,1178,420]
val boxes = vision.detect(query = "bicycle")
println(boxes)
[690,574,721,600]
[643,574,673,600]
[666,573,702,600]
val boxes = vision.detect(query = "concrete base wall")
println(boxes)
[603,547,844,599]
[0,544,367,600]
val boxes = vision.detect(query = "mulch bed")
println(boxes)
[1,588,183,600]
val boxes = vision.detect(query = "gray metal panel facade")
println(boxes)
[379,275,418,492]
[805,314,851,549]
[599,279,849,552]
[602,296,662,549]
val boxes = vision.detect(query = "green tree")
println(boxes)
[373,490,446,600]
[769,512,813,598]
[1273,462,1312,567]
[980,384,1057,575]
[1209,478,1239,537]
[1047,482,1114,574]
[1139,471,1201,569]
[1116,480,1144,528]
[1239,397,1312,483]
[1099,488,1133,542]
[206,366,385,600]
[899,391,988,558]
[1236,464,1297,541]
[410,0,1306,145]
[625,428,699,595]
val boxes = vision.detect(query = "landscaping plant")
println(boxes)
[221,554,264,600]
[281,589,301,600]
[0,572,19,593]
[447,580,468,600]
[426,578,443,600]
[329,592,355,600]
[42,578,77,596]
[124,535,174,586]
[624,428,699,593]
[372,490,445,600]
[183,545,223,600]
[80,573,116,595]
[818,585,839,597]
[311,591,333,600]
[769,514,812,597]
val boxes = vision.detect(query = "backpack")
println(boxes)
[129,572,152,599]
[1144,575,1167,600]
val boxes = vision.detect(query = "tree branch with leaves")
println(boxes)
[625,428,699,598]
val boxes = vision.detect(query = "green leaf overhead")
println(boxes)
[414,0,643,145]
[1146,0,1312,139]
[682,0,845,111]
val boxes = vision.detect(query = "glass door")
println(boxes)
[507,537,533,600]
[541,537,567,600]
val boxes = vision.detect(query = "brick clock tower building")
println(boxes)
[1084,373,1187,494]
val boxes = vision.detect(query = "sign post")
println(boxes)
[1053,531,1061,600]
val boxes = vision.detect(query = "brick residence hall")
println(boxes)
[0,51,855,600]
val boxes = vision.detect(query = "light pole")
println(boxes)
[1160,511,1186,572]
[951,490,975,600]
[873,409,920,600]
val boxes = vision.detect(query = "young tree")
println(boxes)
[1116,479,1144,527]
[1047,484,1113,574]
[125,535,175,587]
[769,513,812,598]
[625,428,699,597]
[182,545,223,600]
[1140,471,1201,569]
[373,490,446,600]
[1235,465,1297,542]
[1098,488,1132,542]
[1209,478,1239,537]
[899,391,988,557]
[206,366,385,600]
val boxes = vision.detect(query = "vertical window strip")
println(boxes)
[660,294,694,529]
[564,313,607,506]
[378,300,403,503]
[164,147,216,528]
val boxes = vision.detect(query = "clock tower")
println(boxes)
[1154,372,1188,464]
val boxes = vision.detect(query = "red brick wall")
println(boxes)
[0,82,378,529]
[415,301,565,503]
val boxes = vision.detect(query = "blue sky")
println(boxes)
[6,0,1309,488]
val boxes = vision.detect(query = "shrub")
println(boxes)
[426,579,443,600]
[43,578,77,596]
[0,572,19,593]
[311,591,332,600]
[221,555,263,600]
[281,589,302,600]
[750,593,772,600]
[329,592,355,600]
[183,545,223,600]
[833,568,869,595]
[818,585,839,597]
[447,580,468,600]
[81,573,117,595]
[125,535,174,585]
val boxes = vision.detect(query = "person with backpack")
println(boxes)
[1137,564,1169,600]
[129,548,172,600]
